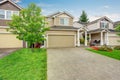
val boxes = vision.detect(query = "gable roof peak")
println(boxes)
[87,16,113,25]
[0,0,22,10]
[47,11,74,18]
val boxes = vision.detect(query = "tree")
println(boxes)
[8,3,49,48]
[79,10,89,23]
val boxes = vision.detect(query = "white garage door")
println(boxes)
[48,35,75,48]
[0,34,23,48]
[109,36,120,45]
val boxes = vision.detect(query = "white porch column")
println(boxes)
[85,31,87,46]
[101,31,103,45]
[77,29,80,46]
[89,33,91,42]
[106,32,109,45]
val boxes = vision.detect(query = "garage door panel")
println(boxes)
[109,37,120,45]
[0,34,23,48]
[48,35,75,48]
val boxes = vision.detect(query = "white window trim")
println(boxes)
[0,9,19,20]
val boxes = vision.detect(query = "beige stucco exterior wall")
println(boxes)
[46,18,54,27]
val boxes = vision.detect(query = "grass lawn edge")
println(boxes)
[86,48,120,60]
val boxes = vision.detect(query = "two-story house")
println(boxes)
[0,0,23,48]
[45,12,80,48]
[74,16,120,46]
[87,16,120,46]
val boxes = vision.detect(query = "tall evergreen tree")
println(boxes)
[79,10,89,23]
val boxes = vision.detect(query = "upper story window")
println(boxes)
[6,11,12,19]
[0,10,5,19]
[48,18,52,21]
[100,21,109,29]
[60,18,69,25]
[0,9,19,20]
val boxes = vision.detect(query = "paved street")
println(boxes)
[47,48,120,80]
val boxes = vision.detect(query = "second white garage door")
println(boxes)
[109,36,120,45]
[47,35,75,48]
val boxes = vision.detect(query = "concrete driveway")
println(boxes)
[0,49,17,58]
[47,48,120,80]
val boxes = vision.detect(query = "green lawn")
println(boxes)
[87,48,120,60]
[0,48,47,80]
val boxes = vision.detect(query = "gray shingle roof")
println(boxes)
[88,28,117,33]
[50,26,79,30]
[88,29,104,33]
[87,16,113,26]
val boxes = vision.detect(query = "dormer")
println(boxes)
[87,16,114,31]
[99,17,113,29]
[46,12,74,27]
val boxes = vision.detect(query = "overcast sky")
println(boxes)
[18,0,120,22]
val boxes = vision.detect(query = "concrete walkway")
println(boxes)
[0,49,17,58]
[47,48,120,80]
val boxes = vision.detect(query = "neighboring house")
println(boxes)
[114,21,120,28]
[0,0,23,48]
[74,16,120,46]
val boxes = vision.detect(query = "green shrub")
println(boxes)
[80,38,84,44]
[99,44,113,52]
[114,46,120,50]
